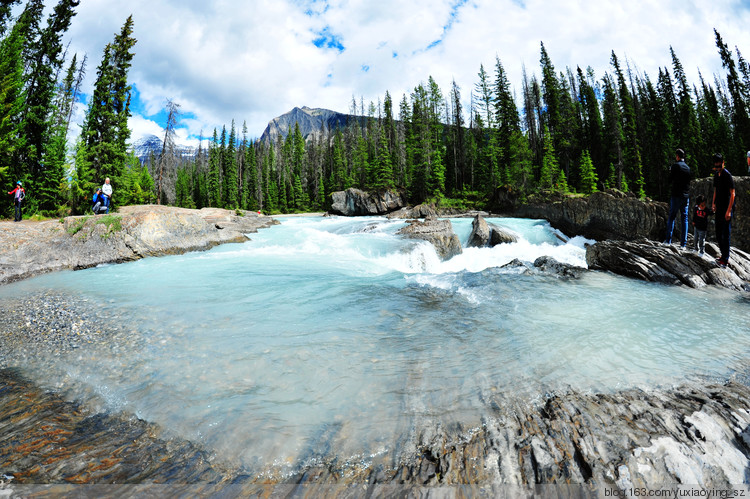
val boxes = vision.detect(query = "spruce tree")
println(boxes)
[611,52,644,197]
[715,29,750,158]
[578,150,598,194]
[79,15,136,188]
[0,0,21,37]
[208,129,221,207]
[0,15,27,204]
[223,121,238,208]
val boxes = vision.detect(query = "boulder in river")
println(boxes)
[386,203,437,219]
[467,214,519,248]
[329,188,407,216]
[397,216,462,260]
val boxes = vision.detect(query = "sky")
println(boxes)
[24,0,750,147]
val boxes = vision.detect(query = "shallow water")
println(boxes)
[1,216,748,472]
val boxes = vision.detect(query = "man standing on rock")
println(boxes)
[101,178,113,214]
[665,148,691,248]
[712,153,735,268]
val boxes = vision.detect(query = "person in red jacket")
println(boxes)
[7,181,25,222]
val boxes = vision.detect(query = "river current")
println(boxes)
[1,216,749,472]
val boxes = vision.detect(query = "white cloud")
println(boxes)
[51,0,750,143]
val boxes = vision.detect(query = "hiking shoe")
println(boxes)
[716,258,728,268]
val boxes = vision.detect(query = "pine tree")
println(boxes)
[539,125,567,192]
[637,75,673,199]
[372,124,394,190]
[447,79,466,194]
[223,121,238,208]
[494,57,521,186]
[79,15,136,189]
[670,47,701,175]
[601,74,626,191]
[611,52,644,197]
[715,29,750,158]
[578,150,598,194]
[0,15,27,205]
[0,0,21,37]
[208,129,221,207]
[577,67,605,182]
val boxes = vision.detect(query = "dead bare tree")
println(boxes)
[157,99,181,204]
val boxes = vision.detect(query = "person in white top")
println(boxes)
[101,177,113,213]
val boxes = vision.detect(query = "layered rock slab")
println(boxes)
[586,239,750,292]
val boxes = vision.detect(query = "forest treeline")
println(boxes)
[1,0,749,218]
[161,32,750,214]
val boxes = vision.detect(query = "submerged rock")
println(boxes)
[533,256,585,278]
[329,188,407,216]
[586,239,750,292]
[2,365,749,491]
[397,216,462,260]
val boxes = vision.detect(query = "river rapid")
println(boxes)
[1,215,749,477]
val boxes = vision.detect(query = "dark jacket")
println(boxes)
[670,160,691,198]
[692,205,713,231]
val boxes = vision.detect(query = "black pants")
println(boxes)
[14,201,21,221]
[715,216,731,262]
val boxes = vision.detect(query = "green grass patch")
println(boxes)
[95,214,122,239]
[66,216,90,235]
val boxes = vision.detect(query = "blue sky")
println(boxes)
[28,0,750,146]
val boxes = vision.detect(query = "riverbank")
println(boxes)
[0,205,279,285]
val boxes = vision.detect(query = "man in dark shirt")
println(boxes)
[664,148,691,247]
[711,153,735,268]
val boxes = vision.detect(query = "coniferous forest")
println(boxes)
[1,0,749,218]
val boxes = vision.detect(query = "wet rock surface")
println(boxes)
[1,294,750,491]
[386,203,438,219]
[0,205,279,284]
[1,364,749,490]
[396,216,462,260]
[586,239,750,292]
[467,214,518,248]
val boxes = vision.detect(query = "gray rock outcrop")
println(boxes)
[0,206,279,284]
[329,188,407,216]
[468,215,519,247]
[386,203,437,219]
[690,176,750,253]
[586,238,750,291]
[396,216,462,260]
[515,189,668,242]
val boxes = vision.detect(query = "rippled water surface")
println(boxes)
[1,216,749,469]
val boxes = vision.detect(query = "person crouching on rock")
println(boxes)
[691,195,712,256]
[92,188,107,215]
[665,148,691,248]
[7,181,25,222]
